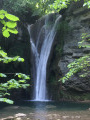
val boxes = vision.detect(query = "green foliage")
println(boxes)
[15,73,30,80]
[3,0,54,16]
[50,0,90,13]
[0,10,30,104]
[0,73,7,77]
[83,0,90,8]
[5,13,19,21]
[78,33,90,48]
[0,47,24,63]
[0,9,19,38]
[0,98,13,104]
[2,0,90,16]
[6,21,17,28]
[0,73,30,104]
[59,33,90,83]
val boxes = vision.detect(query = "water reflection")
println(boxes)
[34,102,47,120]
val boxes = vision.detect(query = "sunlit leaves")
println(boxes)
[0,14,5,19]
[0,47,25,63]
[2,0,90,17]
[0,72,30,104]
[0,87,7,91]
[0,98,13,104]
[7,79,20,89]
[0,49,7,57]
[78,33,90,48]
[0,10,7,14]
[1,20,5,25]
[83,1,90,8]
[6,21,17,28]
[50,0,90,13]
[7,28,18,34]
[2,29,10,38]
[5,13,19,21]
[50,0,68,12]
[15,73,30,80]
[0,73,7,77]
[0,9,19,38]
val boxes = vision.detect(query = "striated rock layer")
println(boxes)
[49,2,90,101]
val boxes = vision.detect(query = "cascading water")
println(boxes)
[28,14,61,101]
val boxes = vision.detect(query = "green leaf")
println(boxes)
[0,87,7,91]
[15,73,30,80]
[4,93,10,96]
[1,20,6,25]
[6,21,17,28]
[19,80,26,83]
[0,10,7,14]
[2,26,6,31]
[0,14,4,19]
[0,73,7,77]
[2,29,10,38]
[7,28,18,34]
[5,13,19,21]
[0,98,13,104]
[17,58,24,62]
[21,84,30,89]
[0,95,3,97]
[1,83,8,88]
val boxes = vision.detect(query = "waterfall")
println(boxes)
[28,14,61,101]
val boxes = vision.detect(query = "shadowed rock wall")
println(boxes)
[49,3,90,101]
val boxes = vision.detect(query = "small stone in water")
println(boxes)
[75,116,81,118]
[15,113,26,117]
[2,116,14,120]
[27,118,30,120]
[15,117,22,120]
[71,116,74,119]
[62,116,69,119]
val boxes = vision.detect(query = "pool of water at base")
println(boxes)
[0,101,90,119]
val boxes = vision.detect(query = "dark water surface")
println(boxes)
[0,101,90,119]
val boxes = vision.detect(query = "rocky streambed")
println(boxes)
[0,101,90,120]
[0,110,90,120]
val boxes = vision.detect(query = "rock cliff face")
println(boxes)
[56,5,90,100]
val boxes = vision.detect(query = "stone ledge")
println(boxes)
[73,7,90,16]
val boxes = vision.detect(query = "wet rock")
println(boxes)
[14,113,26,117]
[62,116,69,119]
[83,48,90,53]
[71,116,75,119]
[75,116,81,118]
[47,114,53,120]
[1,116,14,120]
[57,4,90,99]
[14,118,22,120]
[72,53,83,58]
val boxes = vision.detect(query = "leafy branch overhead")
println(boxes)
[2,0,90,16]
[0,10,19,38]
[0,73,30,104]
[0,10,30,104]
